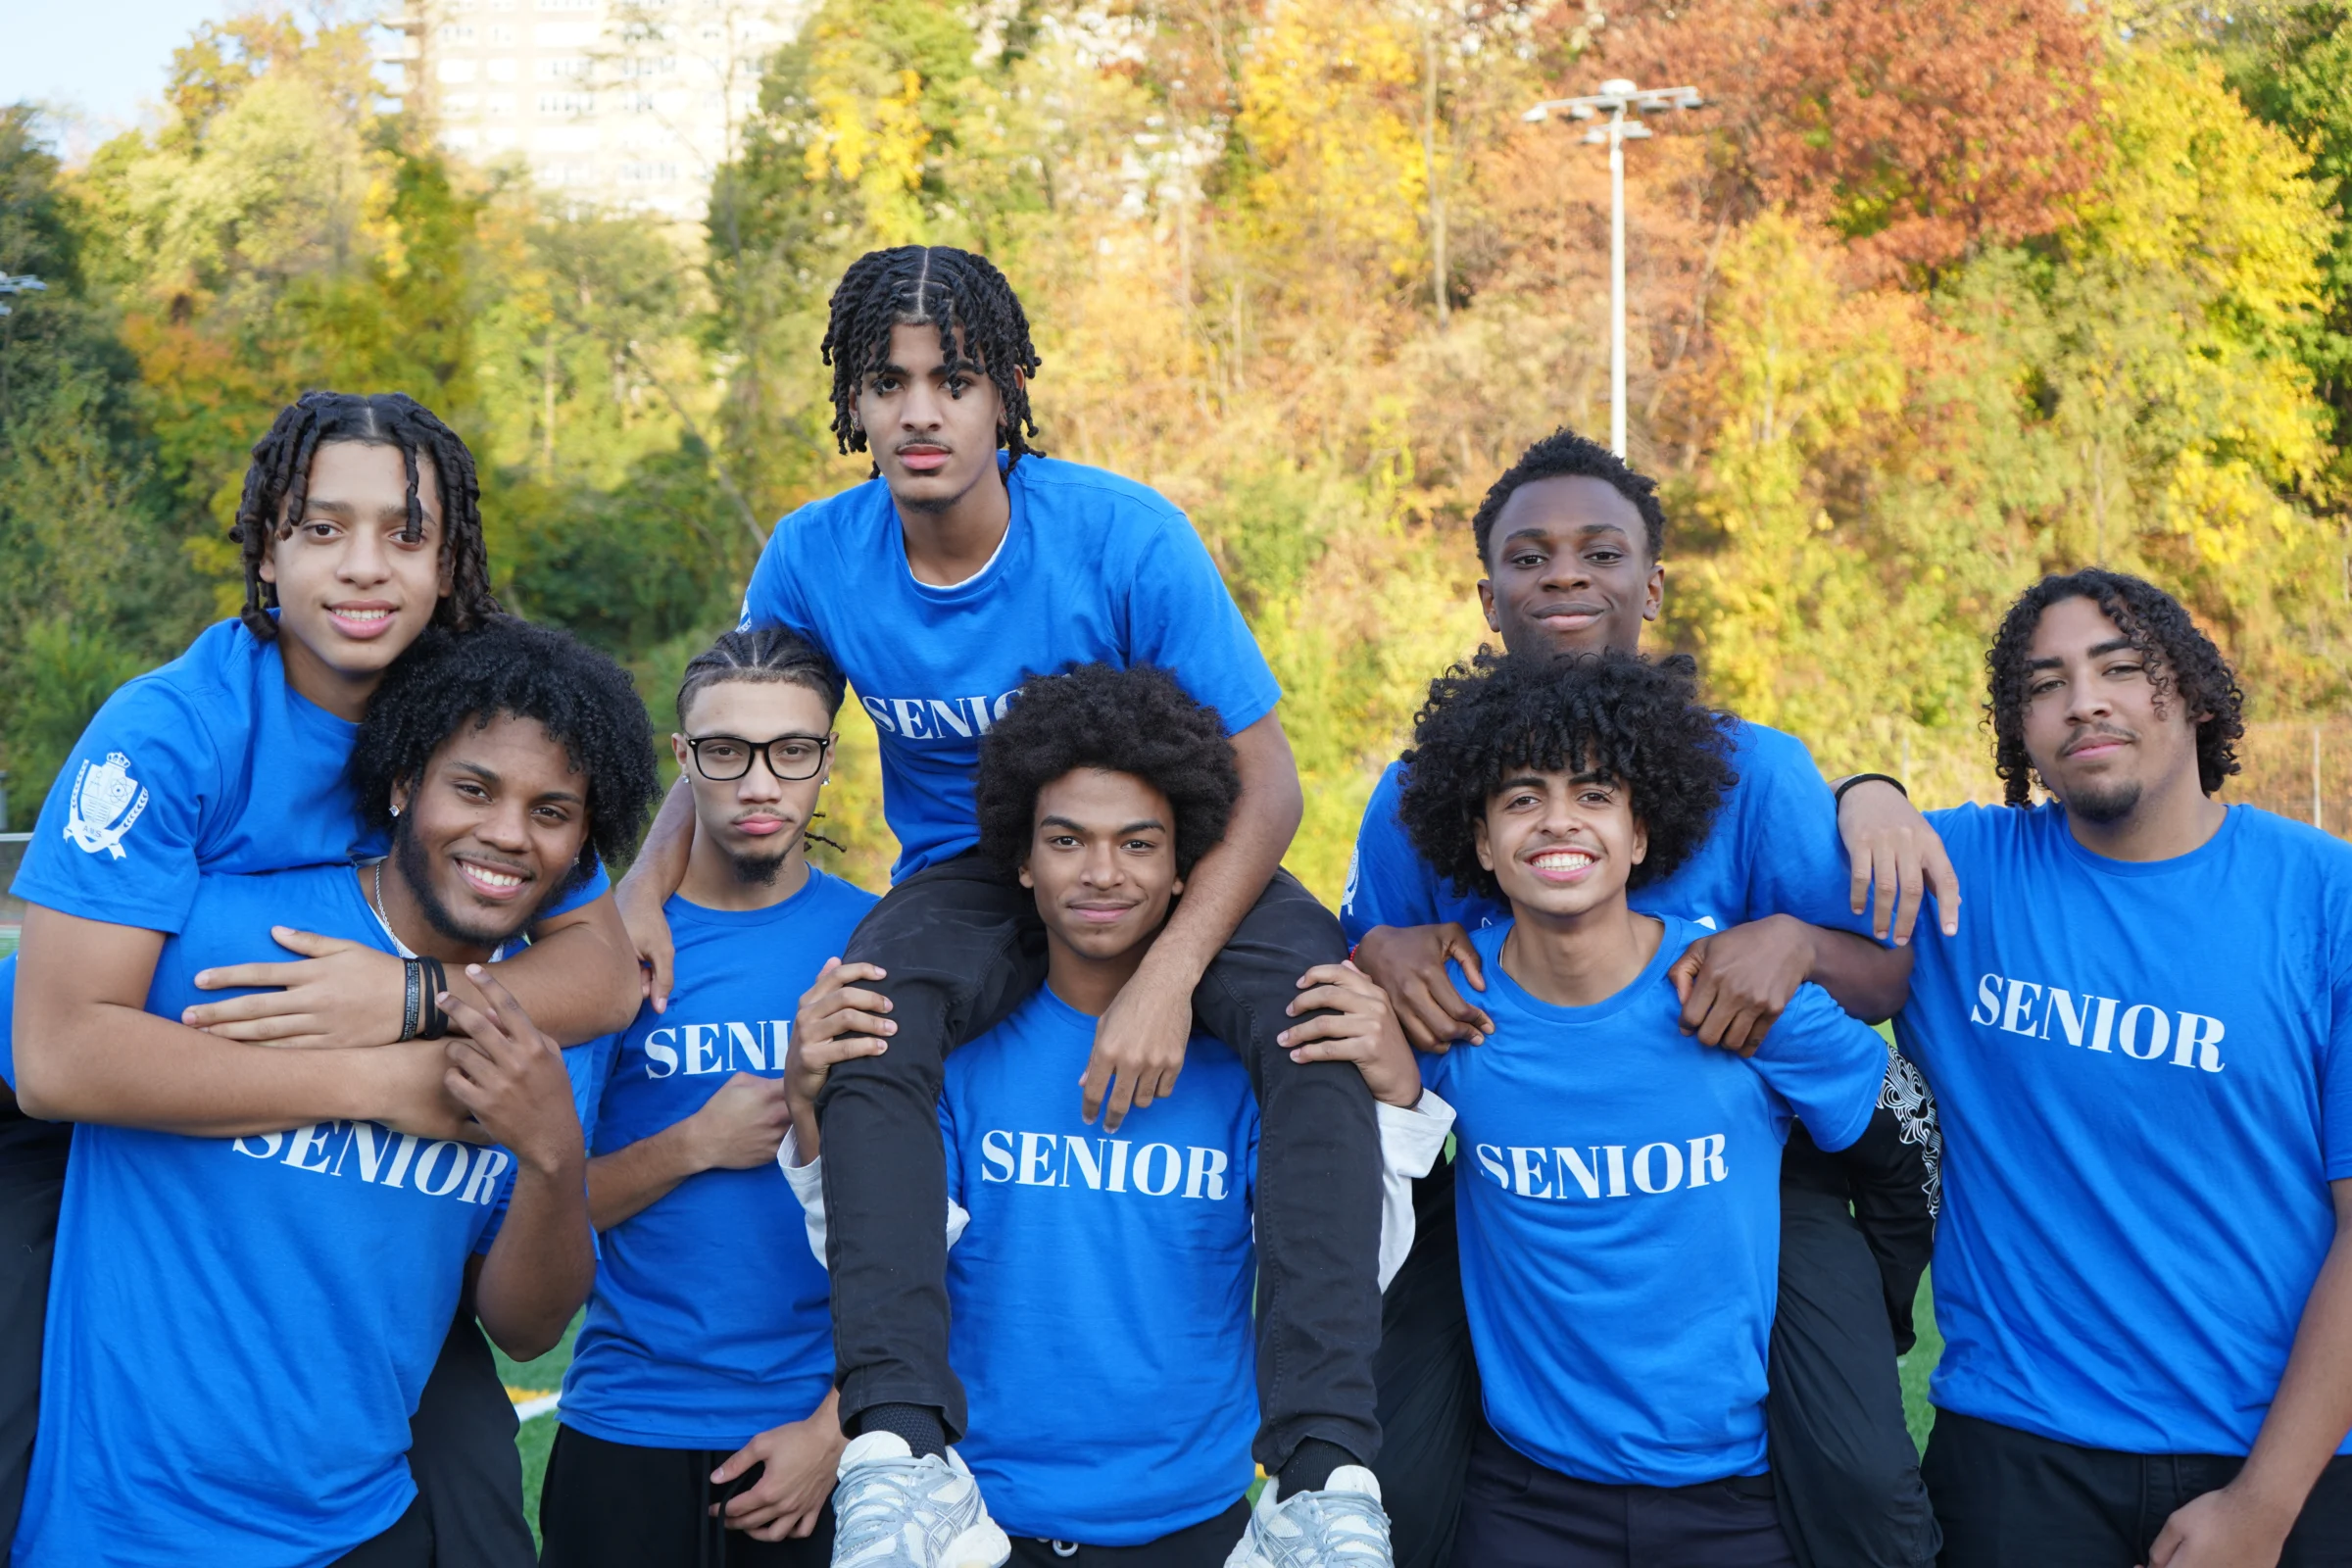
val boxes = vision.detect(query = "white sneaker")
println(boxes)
[829,1432,1010,1568]
[1223,1465,1395,1567]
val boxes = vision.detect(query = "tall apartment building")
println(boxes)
[376,0,808,222]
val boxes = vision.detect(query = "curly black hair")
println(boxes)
[229,391,497,642]
[351,616,660,892]
[1397,650,1737,903]
[1469,427,1667,568]
[821,246,1044,470]
[1985,568,2245,807]
[676,626,846,725]
[974,663,1240,878]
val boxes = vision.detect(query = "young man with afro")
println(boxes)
[12,615,661,1566]
[2,393,642,1563]
[1345,428,1946,1568]
[617,248,1390,1566]
[780,662,1453,1567]
[1392,649,1892,1568]
[1893,570,2352,1567]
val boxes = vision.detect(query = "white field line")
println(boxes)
[513,1393,562,1422]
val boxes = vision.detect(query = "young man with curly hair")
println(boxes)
[618,249,1386,1566]
[2,394,641,1562]
[1392,649,1893,1568]
[1891,569,2352,1568]
[1344,428,1945,1568]
[12,616,660,1567]
[539,628,876,1568]
[779,663,1452,1567]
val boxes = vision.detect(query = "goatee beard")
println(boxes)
[725,845,791,886]
[2065,778,2142,825]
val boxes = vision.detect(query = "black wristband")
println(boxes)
[399,958,422,1042]
[418,956,449,1040]
[1836,772,1909,806]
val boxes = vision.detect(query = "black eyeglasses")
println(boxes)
[683,733,832,782]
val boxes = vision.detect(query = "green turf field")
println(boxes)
[501,1273,1946,1543]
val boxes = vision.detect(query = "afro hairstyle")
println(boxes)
[1984,568,2245,807]
[1468,426,1668,569]
[974,662,1241,878]
[351,616,660,893]
[1397,649,1736,904]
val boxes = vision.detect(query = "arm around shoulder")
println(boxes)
[459,890,640,1045]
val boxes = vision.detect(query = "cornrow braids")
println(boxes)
[1984,568,2245,807]
[676,626,847,726]
[819,246,1044,469]
[229,391,498,641]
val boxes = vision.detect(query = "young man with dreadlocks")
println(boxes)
[617,247,1388,1567]
[1390,649,1893,1568]
[1889,569,2352,1568]
[12,615,658,1567]
[1343,428,1948,1568]
[539,628,876,1568]
[779,662,1452,1567]
[2,392,642,1560]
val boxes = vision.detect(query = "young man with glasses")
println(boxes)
[539,629,876,1568]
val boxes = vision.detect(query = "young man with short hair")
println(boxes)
[1344,429,1946,1568]
[1393,649,1893,1567]
[2,393,641,1560]
[11,615,661,1567]
[620,248,1388,1565]
[781,662,1450,1567]
[539,628,876,1567]
[1894,569,2352,1567]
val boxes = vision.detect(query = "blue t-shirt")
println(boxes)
[738,457,1281,880]
[1,617,611,1089]
[12,865,518,1568]
[560,870,876,1448]
[1894,803,2352,1456]
[1422,917,1886,1487]
[941,988,1258,1544]
[1340,720,1869,946]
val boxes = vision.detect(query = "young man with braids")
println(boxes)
[1389,649,1893,1568]
[2,392,641,1559]
[539,628,876,1567]
[779,663,1452,1567]
[1891,569,2352,1568]
[13,615,659,1567]
[619,247,1390,1567]
[1343,428,1949,1568]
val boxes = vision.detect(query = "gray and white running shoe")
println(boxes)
[830,1432,1010,1568]
[1223,1465,1395,1567]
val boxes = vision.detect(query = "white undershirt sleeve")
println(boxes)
[777,1129,970,1269]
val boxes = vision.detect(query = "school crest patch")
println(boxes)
[64,751,149,859]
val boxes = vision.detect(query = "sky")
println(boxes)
[2,0,339,146]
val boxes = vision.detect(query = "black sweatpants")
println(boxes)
[1924,1408,2352,1568]
[1004,1498,1250,1566]
[1373,1102,1939,1568]
[0,1102,68,1554]
[822,853,1378,1470]
[1452,1421,1797,1568]
[333,1497,433,1568]
[538,1424,836,1568]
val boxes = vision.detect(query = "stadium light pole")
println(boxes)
[0,273,45,318]
[1521,80,1703,457]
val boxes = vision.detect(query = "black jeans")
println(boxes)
[823,853,1378,1470]
[1373,1101,1940,1568]
[1924,1408,2352,1568]
[539,1424,836,1567]
[1004,1498,1250,1566]
[0,1102,68,1554]
[1453,1421,1796,1568]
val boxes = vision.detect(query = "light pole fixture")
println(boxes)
[0,274,46,318]
[1522,80,1703,458]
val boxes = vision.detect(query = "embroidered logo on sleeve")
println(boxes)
[65,752,150,859]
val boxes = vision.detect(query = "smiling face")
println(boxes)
[260,440,453,713]
[853,321,1010,516]
[2020,595,2208,825]
[674,677,836,887]
[388,712,592,952]
[1018,768,1185,967]
[1474,763,1648,923]
[1478,475,1663,660]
